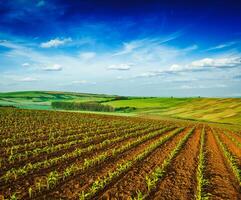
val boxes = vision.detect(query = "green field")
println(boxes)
[103,97,193,109]
[0,91,241,125]
[0,91,114,110]
[104,97,241,124]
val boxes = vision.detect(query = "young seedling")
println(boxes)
[28,187,33,198]
[10,193,18,200]
[46,171,59,189]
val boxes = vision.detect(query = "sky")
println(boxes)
[0,0,241,97]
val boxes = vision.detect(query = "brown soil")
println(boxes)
[217,130,241,166]
[1,126,172,199]
[2,108,241,200]
[44,127,179,199]
[204,127,241,200]
[0,131,142,197]
[1,124,132,155]
[1,123,120,148]
[97,127,192,200]
[149,126,201,200]
[226,130,241,145]
[1,124,153,172]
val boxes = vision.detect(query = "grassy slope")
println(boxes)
[104,97,241,124]
[0,91,114,110]
[103,97,193,108]
[159,98,241,122]
[0,91,241,124]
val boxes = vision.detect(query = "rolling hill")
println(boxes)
[0,91,241,125]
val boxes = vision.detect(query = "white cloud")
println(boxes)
[180,84,227,89]
[18,77,38,82]
[2,35,239,95]
[191,58,214,67]
[180,85,193,89]
[22,63,30,67]
[113,41,142,56]
[112,39,197,69]
[40,38,72,48]
[135,72,160,78]
[107,63,133,70]
[169,64,183,72]
[72,80,87,84]
[43,64,62,71]
[190,57,240,68]
[113,31,185,57]
[132,56,241,80]
[134,65,184,79]
[70,80,96,85]
[79,52,96,60]
[167,56,241,73]
[183,44,198,51]
[0,40,24,50]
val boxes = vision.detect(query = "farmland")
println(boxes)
[104,97,241,124]
[1,91,241,124]
[0,107,241,199]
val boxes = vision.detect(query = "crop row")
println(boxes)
[132,127,195,199]
[79,127,185,200]
[222,131,241,149]
[2,122,148,156]
[4,126,176,199]
[0,125,171,187]
[0,109,150,140]
[0,121,138,147]
[213,129,241,186]
[0,115,112,140]
[2,123,153,168]
[196,128,209,200]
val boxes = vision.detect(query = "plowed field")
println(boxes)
[0,108,240,200]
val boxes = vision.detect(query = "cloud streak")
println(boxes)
[107,63,133,70]
[205,41,238,51]
[132,56,241,79]
[180,84,227,89]
[190,57,241,68]
[79,52,96,60]
[18,77,38,82]
[0,27,240,96]
[40,38,72,48]
[22,63,30,67]
[113,31,185,57]
[43,64,63,71]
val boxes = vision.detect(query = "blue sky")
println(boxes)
[0,0,241,96]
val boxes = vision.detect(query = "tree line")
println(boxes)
[51,101,115,112]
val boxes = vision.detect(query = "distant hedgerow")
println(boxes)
[52,101,115,112]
